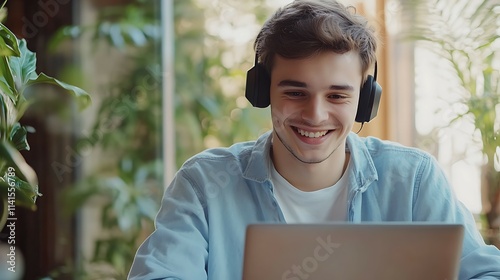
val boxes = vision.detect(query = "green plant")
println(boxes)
[173,0,272,166]
[50,1,164,278]
[404,0,500,237]
[50,0,272,278]
[0,1,90,229]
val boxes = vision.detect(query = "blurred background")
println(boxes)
[0,0,498,279]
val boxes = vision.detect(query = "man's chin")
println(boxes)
[291,152,331,164]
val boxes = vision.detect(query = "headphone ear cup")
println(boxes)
[245,64,271,108]
[355,75,382,123]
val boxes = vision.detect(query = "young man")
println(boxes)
[129,0,500,279]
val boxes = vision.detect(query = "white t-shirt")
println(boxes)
[270,160,350,223]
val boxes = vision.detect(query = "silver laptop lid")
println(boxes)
[242,223,464,280]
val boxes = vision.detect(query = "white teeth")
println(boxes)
[297,128,328,138]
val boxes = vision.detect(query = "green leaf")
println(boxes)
[0,79,15,102]
[109,24,126,48]
[0,56,16,99]
[136,196,158,220]
[26,73,91,109]
[0,23,20,57]
[0,140,37,187]
[0,93,7,139]
[5,39,90,110]
[9,123,31,151]
[8,39,38,89]
[0,175,41,210]
[0,137,41,210]
[47,25,83,53]
[123,25,147,46]
[0,5,6,23]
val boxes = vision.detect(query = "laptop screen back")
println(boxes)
[242,223,464,280]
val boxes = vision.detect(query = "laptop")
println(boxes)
[242,223,464,280]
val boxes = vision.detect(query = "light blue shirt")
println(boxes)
[129,131,500,279]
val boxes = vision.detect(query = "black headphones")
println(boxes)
[245,54,382,123]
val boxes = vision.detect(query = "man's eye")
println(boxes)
[285,92,304,97]
[329,94,345,99]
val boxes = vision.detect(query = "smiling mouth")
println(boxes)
[295,127,330,138]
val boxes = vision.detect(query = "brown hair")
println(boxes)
[255,0,378,81]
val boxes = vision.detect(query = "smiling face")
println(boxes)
[270,51,362,166]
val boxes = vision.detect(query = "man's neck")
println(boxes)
[271,143,350,192]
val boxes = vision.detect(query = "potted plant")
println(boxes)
[403,0,499,245]
[0,1,90,230]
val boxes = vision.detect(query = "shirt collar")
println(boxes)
[345,132,379,192]
[243,131,378,191]
[243,131,273,183]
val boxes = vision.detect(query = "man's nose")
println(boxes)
[301,97,329,124]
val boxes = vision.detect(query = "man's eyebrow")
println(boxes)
[277,79,354,91]
[329,84,354,91]
[277,79,307,88]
